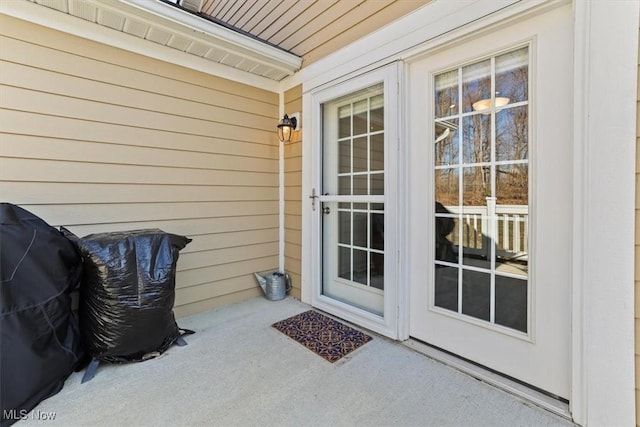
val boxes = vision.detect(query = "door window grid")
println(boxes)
[335,90,385,291]
[433,46,529,334]
[337,203,385,290]
[338,93,384,196]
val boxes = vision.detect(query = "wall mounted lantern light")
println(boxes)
[277,113,298,143]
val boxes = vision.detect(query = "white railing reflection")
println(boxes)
[443,198,528,262]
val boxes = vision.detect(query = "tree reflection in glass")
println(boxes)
[432,45,530,333]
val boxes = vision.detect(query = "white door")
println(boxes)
[310,65,400,338]
[321,84,386,316]
[408,5,572,398]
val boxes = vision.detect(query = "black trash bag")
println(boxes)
[0,203,83,427]
[62,229,191,365]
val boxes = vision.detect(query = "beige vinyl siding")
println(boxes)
[0,14,280,317]
[636,26,640,427]
[284,85,303,299]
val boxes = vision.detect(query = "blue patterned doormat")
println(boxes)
[272,310,372,362]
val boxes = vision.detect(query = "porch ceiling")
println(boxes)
[195,0,431,66]
[22,0,429,82]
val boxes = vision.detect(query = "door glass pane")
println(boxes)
[339,176,350,195]
[462,166,489,206]
[370,134,384,171]
[339,139,350,173]
[435,266,458,311]
[353,175,367,195]
[462,114,491,164]
[462,59,491,113]
[495,275,527,332]
[353,99,368,135]
[433,46,529,333]
[496,164,528,205]
[353,249,368,285]
[353,136,368,172]
[462,270,490,321]
[461,215,488,269]
[371,173,384,195]
[371,212,384,251]
[371,206,385,290]
[370,95,384,132]
[339,211,350,245]
[435,69,459,118]
[435,168,459,206]
[496,106,528,162]
[434,119,459,166]
[339,105,351,138]
[435,208,458,264]
[370,253,384,290]
[496,47,528,105]
[339,246,351,281]
[496,164,528,274]
[353,212,367,248]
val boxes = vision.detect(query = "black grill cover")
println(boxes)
[0,203,83,427]
[63,229,190,363]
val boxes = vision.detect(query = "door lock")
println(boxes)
[323,206,331,215]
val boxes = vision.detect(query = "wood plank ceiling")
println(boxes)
[196,0,430,66]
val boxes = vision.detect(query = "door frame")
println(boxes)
[298,1,638,424]
[304,63,403,339]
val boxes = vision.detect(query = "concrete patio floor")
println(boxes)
[21,297,575,427]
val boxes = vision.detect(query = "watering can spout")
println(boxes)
[254,272,267,294]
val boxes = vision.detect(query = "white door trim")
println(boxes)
[570,1,638,425]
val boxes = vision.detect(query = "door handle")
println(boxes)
[309,188,318,210]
